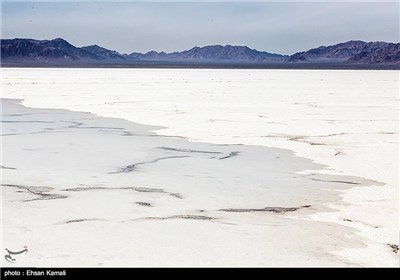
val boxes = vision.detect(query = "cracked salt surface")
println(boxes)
[1,69,398,267]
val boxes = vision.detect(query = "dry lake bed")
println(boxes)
[1,68,398,267]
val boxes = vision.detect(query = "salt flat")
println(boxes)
[1,68,399,266]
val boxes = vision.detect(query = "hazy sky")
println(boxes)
[2,1,399,55]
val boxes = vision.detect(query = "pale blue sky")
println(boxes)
[2,1,399,55]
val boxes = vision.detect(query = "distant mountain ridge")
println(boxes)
[129,45,284,62]
[1,38,101,61]
[287,40,400,64]
[81,45,127,61]
[1,38,399,67]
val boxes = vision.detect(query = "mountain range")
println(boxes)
[288,40,400,64]
[1,38,399,68]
